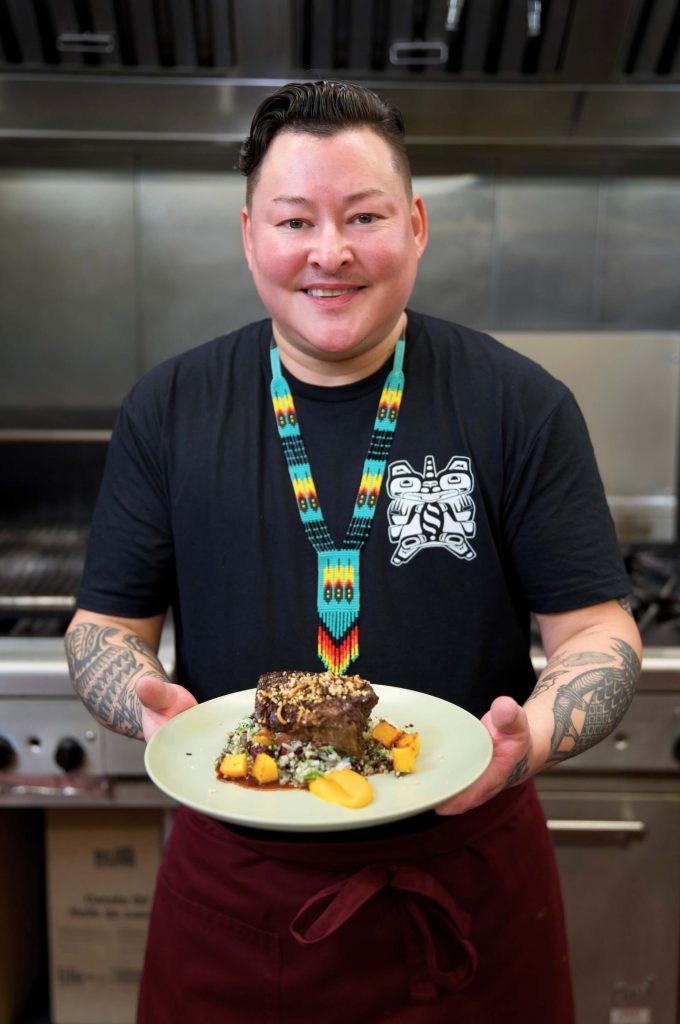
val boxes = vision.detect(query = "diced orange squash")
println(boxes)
[395,731,420,756]
[251,752,279,785]
[392,745,417,774]
[371,719,403,748]
[308,769,373,808]
[218,752,248,778]
[253,728,274,745]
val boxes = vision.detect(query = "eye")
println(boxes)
[282,218,305,229]
[354,213,377,224]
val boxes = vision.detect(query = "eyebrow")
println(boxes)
[272,188,389,205]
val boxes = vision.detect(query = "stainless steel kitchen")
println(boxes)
[1,1,680,1022]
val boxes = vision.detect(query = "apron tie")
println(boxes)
[289,862,477,1004]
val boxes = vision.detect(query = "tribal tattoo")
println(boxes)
[529,650,614,700]
[530,638,640,766]
[64,623,168,740]
[505,754,530,787]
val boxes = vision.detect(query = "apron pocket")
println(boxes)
[138,872,281,1024]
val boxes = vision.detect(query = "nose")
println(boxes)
[308,223,353,272]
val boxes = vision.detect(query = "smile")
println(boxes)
[304,287,362,297]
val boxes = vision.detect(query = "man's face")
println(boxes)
[241,127,427,379]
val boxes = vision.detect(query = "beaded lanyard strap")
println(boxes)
[270,338,405,674]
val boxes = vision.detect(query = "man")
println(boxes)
[65,80,640,1023]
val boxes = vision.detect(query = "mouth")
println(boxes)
[302,286,365,298]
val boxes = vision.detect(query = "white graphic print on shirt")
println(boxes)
[386,455,477,565]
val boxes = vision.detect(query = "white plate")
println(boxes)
[144,685,493,832]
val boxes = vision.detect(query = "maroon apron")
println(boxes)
[137,781,574,1024]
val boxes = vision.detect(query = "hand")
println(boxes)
[136,675,198,742]
[435,696,532,816]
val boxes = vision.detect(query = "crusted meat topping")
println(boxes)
[254,670,379,757]
[257,670,373,716]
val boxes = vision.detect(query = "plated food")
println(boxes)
[215,670,420,807]
[145,685,493,831]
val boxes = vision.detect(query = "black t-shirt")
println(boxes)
[78,310,630,718]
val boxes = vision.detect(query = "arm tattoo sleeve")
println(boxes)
[544,638,640,765]
[528,651,614,700]
[64,623,169,740]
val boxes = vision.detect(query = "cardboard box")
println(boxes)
[0,810,43,1024]
[46,809,164,1024]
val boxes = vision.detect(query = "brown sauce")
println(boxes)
[214,771,300,791]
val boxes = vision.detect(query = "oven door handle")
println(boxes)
[546,818,646,836]
[0,778,110,798]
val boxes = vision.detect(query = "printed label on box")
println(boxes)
[610,1009,652,1024]
[46,810,163,1024]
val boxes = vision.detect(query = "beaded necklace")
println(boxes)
[270,336,405,673]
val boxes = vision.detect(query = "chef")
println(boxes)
[65,79,641,1023]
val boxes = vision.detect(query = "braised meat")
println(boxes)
[254,670,379,758]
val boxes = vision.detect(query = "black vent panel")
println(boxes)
[624,0,680,77]
[0,0,236,73]
[295,0,575,78]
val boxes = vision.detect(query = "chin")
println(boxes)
[305,327,390,360]
[310,340,364,359]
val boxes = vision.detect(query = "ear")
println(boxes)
[410,194,428,260]
[241,205,253,271]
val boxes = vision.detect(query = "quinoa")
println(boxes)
[215,714,394,787]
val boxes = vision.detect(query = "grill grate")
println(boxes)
[0,526,88,602]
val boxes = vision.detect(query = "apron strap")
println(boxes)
[289,862,477,1004]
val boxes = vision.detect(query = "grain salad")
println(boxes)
[215,714,395,788]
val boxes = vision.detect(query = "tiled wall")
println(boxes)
[411,176,680,330]
[1,164,679,418]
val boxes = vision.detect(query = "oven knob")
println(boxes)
[55,738,85,772]
[0,736,16,770]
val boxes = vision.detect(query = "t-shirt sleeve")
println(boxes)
[502,390,630,613]
[77,398,175,618]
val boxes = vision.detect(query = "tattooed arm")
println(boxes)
[437,598,641,815]
[524,598,641,768]
[64,608,196,741]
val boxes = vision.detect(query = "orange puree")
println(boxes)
[308,769,373,808]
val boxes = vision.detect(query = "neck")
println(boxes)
[273,315,407,386]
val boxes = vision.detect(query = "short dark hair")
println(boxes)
[239,80,412,205]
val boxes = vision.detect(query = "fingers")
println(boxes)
[136,675,172,711]
[436,699,533,817]
[489,695,528,735]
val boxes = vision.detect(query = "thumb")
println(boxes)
[488,696,527,735]
[136,675,173,711]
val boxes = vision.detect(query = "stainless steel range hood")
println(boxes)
[1,0,679,151]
